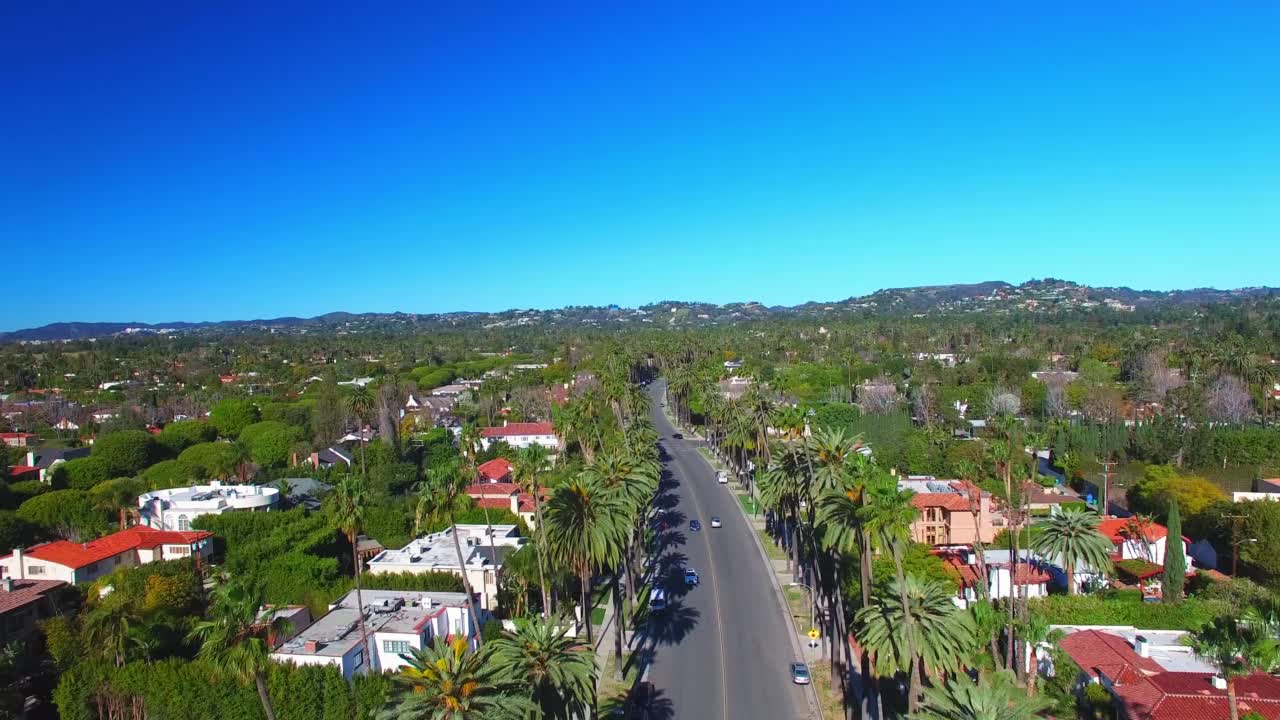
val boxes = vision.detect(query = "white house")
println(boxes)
[137,481,280,531]
[366,525,526,610]
[479,422,560,452]
[1098,518,1193,568]
[337,377,374,388]
[940,548,1051,607]
[271,589,483,679]
[430,384,469,397]
[0,526,213,585]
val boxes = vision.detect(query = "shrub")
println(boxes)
[362,571,465,593]
[0,509,39,553]
[157,420,216,454]
[177,442,242,481]
[1029,593,1225,630]
[17,489,107,540]
[239,420,304,467]
[141,459,199,489]
[7,479,52,502]
[91,430,161,476]
[52,456,112,491]
[209,398,260,439]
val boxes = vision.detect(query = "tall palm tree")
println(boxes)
[487,613,598,720]
[82,602,150,668]
[1186,615,1280,720]
[544,478,629,645]
[89,477,143,531]
[189,580,291,720]
[513,444,552,616]
[423,461,486,647]
[333,474,372,671]
[915,670,1050,720]
[382,636,535,720]
[1031,508,1113,595]
[345,384,376,479]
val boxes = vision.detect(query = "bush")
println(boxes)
[91,430,161,476]
[52,456,112,491]
[177,442,242,481]
[7,478,52,502]
[17,489,107,540]
[157,420,216,454]
[1029,593,1225,630]
[0,509,39,553]
[239,420,305,467]
[209,398,260,438]
[142,459,199,489]
[362,571,465,593]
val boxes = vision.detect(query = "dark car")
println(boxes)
[672,433,683,439]
[689,520,701,532]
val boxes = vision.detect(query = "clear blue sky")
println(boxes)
[3,2,1279,330]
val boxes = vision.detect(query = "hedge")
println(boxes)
[1029,593,1226,630]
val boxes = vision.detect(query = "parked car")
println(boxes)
[717,471,729,484]
[650,588,667,611]
[710,516,722,528]
[791,662,811,685]
[672,432,683,439]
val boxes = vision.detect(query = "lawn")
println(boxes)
[738,492,761,515]
[809,660,844,720]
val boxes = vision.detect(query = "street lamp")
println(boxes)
[1232,538,1258,577]
[788,582,817,647]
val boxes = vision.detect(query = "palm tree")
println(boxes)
[1185,615,1280,720]
[855,575,978,708]
[189,580,291,720]
[344,384,376,479]
[89,477,143,530]
[513,444,552,616]
[422,461,486,647]
[1031,508,1113,595]
[544,478,629,645]
[333,474,372,672]
[82,602,150,667]
[381,636,535,720]
[915,670,1050,720]
[487,613,597,719]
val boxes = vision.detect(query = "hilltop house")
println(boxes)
[0,526,213,585]
[939,548,1051,607]
[137,481,280,531]
[0,577,70,646]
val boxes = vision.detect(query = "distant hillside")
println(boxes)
[4,279,1277,342]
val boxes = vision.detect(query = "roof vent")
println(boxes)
[1134,635,1150,658]
[304,640,322,652]
[1211,675,1227,690]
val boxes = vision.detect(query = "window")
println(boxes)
[383,640,412,655]
[27,565,45,576]
[168,546,191,556]
[177,515,190,531]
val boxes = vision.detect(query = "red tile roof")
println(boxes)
[0,578,66,615]
[1099,518,1169,542]
[1060,630,1164,685]
[476,458,513,482]
[911,493,971,512]
[480,423,555,438]
[0,433,36,440]
[1115,672,1280,720]
[466,482,520,497]
[5,527,211,570]
[8,465,38,479]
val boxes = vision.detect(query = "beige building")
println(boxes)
[899,477,1005,545]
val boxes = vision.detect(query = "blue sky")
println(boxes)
[3,2,1279,330]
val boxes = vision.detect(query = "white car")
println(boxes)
[717,472,729,484]
[710,516,722,528]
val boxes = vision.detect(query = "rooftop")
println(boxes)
[273,589,471,658]
[1115,672,1280,720]
[139,481,279,507]
[0,578,66,615]
[2,526,212,570]
[476,457,513,482]
[480,422,555,438]
[368,525,525,571]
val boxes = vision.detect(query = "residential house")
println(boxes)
[430,384,469,397]
[939,549,1050,607]
[898,477,1005,545]
[279,477,333,511]
[24,447,91,484]
[310,447,353,470]
[915,352,958,368]
[138,481,280,531]
[271,589,483,679]
[479,422,560,452]
[365,525,526,610]
[723,360,743,370]
[0,433,37,448]
[465,481,545,530]
[1031,370,1079,385]
[719,376,753,400]
[476,457,513,483]
[1115,671,1280,720]
[337,377,374,388]
[1022,481,1085,515]
[53,418,80,432]
[0,577,69,646]
[1098,517,1193,569]
[1231,477,1280,503]
[0,526,213,585]
[256,605,313,648]
[7,465,38,482]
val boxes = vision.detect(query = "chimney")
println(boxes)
[310,452,320,469]
[25,450,36,466]
[13,548,24,580]
[1211,675,1227,691]
[1134,635,1150,658]
[304,640,322,653]
[510,495,520,516]
[1,577,13,592]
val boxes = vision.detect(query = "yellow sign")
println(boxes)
[807,628,820,640]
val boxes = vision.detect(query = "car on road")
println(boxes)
[671,432,682,439]
[717,471,729,484]
[710,516,722,528]
[791,662,811,685]
[683,567,699,586]
[689,520,701,532]
[649,588,667,611]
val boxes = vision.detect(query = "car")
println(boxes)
[672,432,683,439]
[684,568,700,586]
[689,520,701,532]
[710,516,722,528]
[791,662,811,685]
[649,588,667,611]
[717,471,729,484]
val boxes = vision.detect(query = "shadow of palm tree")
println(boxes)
[644,599,700,648]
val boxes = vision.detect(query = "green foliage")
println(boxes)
[99,558,205,617]
[260,400,313,430]
[5,478,51,503]
[91,430,162,476]
[40,614,81,671]
[178,442,242,481]
[1187,572,1271,613]
[142,458,199,488]
[1239,499,1280,588]
[209,398,260,439]
[1127,465,1227,522]
[17,489,107,539]
[1163,498,1186,603]
[193,509,342,606]
[361,571,465,593]
[239,420,305,467]
[420,427,459,471]
[0,509,39,553]
[1029,594,1225,630]
[53,456,112,490]
[158,420,216,454]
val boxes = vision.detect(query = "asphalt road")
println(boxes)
[638,380,808,720]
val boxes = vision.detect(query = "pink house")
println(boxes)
[900,477,1005,545]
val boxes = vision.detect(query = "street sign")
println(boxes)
[807,628,820,640]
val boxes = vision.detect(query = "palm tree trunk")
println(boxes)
[613,568,625,681]
[255,671,278,720]
[581,567,594,644]
[891,542,920,714]
[1227,677,1239,720]
[1066,561,1076,596]
[351,534,371,671]
[533,487,552,618]
[449,517,484,647]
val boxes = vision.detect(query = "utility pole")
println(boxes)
[1100,461,1117,517]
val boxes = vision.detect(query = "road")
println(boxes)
[637,379,808,720]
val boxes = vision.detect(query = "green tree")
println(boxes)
[92,430,161,476]
[345,386,376,479]
[512,444,552,617]
[1031,508,1114,595]
[210,398,260,439]
[380,637,534,720]
[53,456,112,490]
[189,580,291,720]
[0,510,38,553]
[240,420,304,467]
[311,374,344,448]
[1163,498,1186,604]
[915,670,1050,720]
[82,602,152,667]
[332,474,372,675]
[1186,615,1280,720]
[89,477,145,530]
[16,489,106,540]
[158,420,216,454]
[487,613,597,719]
[544,478,628,645]
[178,442,243,481]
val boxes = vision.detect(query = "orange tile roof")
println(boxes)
[1060,630,1164,684]
[1115,672,1280,720]
[480,422,555,438]
[911,493,971,511]
[1099,517,1168,542]
[476,458,513,482]
[9,527,211,570]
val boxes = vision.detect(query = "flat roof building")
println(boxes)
[138,481,280,531]
[366,525,526,610]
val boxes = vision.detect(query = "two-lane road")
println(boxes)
[640,380,808,720]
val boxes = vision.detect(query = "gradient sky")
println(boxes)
[3,2,1279,330]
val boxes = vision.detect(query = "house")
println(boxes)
[90,410,117,424]
[310,447,353,470]
[724,360,743,370]
[898,477,1005,545]
[476,458,513,483]
[1231,477,1280,503]
[430,384,469,397]
[0,526,213,585]
[915,352,958,368]
[366,525,527,610]
[1031,370,1079,385]
[337,377,374,388]
[23,447,91,484]
[340,428,375,444]
[7,464,38,481]
[465,482,545,529]
[256,605,313,648]
[278,478,333,511]
[0,433,37,448]
[719,376,753,400]
[53,418,80,432]
[137,481,281,531]
[479,422,560,452]
[1115,672,1280,720]
[0,577,69,646]
[1098,518,1193,568]
[939,549,1050,607]
[270,588,484,679]
[1022,481,1085,515]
